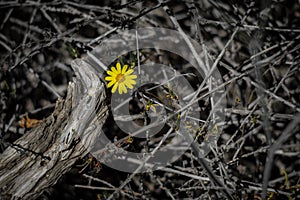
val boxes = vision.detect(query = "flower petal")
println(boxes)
[122,65,128,74]
[116,62,121,73]
[107,80,116,88]
[124,69,134,75]
[111,67,118,74]
[107,70,115,76]
[111,82,118,93]
[125,82,134,89]
[125,78,136,85]
[118,83,123,94]
[121,83,128,93]
[127,74,137,80]
[105,76,114,81]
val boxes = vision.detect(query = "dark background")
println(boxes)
[0,0,299,199]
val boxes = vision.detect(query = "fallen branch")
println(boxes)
[0,58,108,199]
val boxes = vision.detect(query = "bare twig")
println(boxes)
[262,113,300,199]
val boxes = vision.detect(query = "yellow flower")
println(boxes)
[105,62,137,94]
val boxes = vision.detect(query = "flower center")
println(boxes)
[116,74,125,82]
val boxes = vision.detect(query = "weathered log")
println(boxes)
[0,59,108,199]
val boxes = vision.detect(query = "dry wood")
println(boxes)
[0,59,108,200]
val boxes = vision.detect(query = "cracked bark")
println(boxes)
[0,59,108,200]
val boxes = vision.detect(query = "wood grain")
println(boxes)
[0,59,108,200]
